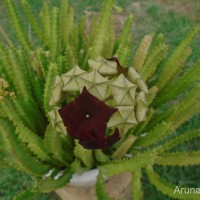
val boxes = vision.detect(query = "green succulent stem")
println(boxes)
[0,1,199,199]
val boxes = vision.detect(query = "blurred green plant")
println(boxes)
[0,0,200,199]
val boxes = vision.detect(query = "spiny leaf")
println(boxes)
[4,0,30,50]
[20,0,42,42]
[43,63,58,113]
[69,25,79,60]
[13,98,41,132]
[64,45,77,71]
[169,47,192,79]
[132,33,154,71]
[0,118,51,176]
[0,25,13,47]
[112,135,136,159]
[134,108,155,136]
[140,34,168,81]
[13,97,47,133]
[3,49,30,100]
[156,151,200,166]
[59,0,69,47]
[146,165,200,200]
[0,45,7,75]
[116,15,134,66]
[117,15,134,49]
[15,49,32,90]
[131,167,143,200]
[59,134,74,156]
[13,188,38,200]
[50,7,59,60]
[90,0,114,58]
[165,84,200,129]
[0,98,32,131]
[26,98,47,130]
[116,38,132,66]
[0,117,17,167]
[57,55,65,74]
[63,6,74,48]
[15,120,51,162]
[0,98,34,130]
[102,18,115,58]
[153,60,200,107]
[77,16,86,53]
[39,1,51,46]
[33,169,72,193]
[96,171,112,200]
[134,122,172,147]
[94,150,110,164]
[87,14,99,46]
[145,84,200,134]
[29,49,47,78]
[43,125,71,165]
[156,27,199,90]
[155,129,200,153]
[74,140,94,168]
[100,153,154,177]
[71,159,89,174]
[30,75,44,107]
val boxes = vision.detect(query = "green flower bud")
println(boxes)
[107,105,138,134]
[88,56,118,75]
[48,107,67,135]
[128,68,149,93]
[61,65,86,91]
[135,91,148,122]
[78,70,109,100]
[0,78,15,100]
[49,57,149,138]
[49,75,67,106]
[109,74,137,106]
[146,86,158,105]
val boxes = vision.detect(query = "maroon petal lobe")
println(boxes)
[106,57,128,76]
[76,87,117,123]
[79,130,108,149]
[78,123,106,142]
[79,128,120,149]
[59,87,116,124]
[106,128,120,146]
[68,120,106,141]
[58,87,120,149]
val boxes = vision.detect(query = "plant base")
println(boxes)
[56,173,132,200]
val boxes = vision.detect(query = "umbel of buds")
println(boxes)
[48,57,149,149]
[0,78,15,101]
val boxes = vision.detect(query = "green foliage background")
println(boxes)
[0,0,200,199]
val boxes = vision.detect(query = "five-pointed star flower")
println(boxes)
[109,74,137,106]
[61,65,86,91]
[107,105,138,134]
[49,75,66,106]
[88,56,118,75]
[78,70,109,100]
[58,87,120,149]
[48,107,67,135]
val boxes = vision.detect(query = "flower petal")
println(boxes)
[106,128,120,146]
[58,87,119,149]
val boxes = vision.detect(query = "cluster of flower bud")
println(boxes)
[0,78,15,101]
[49,57,149,135]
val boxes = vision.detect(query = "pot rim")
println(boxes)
[69,168,99,187]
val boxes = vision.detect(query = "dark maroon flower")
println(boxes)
[58,87,120,149]
[106,57,128,76]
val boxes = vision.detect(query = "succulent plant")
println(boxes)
[0,0,200,199]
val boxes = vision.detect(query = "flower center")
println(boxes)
[85,113,91,119]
